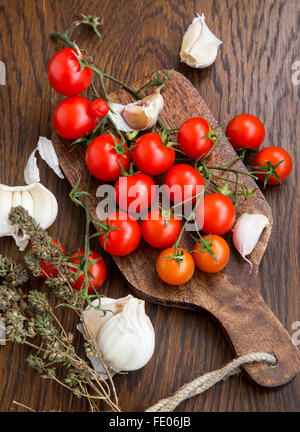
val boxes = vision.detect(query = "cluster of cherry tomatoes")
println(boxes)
[46,48,293,288]
[226,114,293,185]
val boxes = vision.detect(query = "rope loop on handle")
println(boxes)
[146,352,276,412]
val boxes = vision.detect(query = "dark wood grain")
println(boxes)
[53,69,300,388]
[0,0,299,412]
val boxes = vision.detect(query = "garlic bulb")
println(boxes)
[109,89,164,132]
[81,295,155,376]
[0,183,58,250]
[0,137,63,250]
[180,13,222,69]
[232,213,270,269]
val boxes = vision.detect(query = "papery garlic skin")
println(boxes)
[81,295,155,375]
[109,90,164,132]
[180,13,222,69]
[0,183,58,250]
[232,213,270,268]
[24,136,64,185]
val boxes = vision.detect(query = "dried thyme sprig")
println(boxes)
[0,259,120,411]
[8,206,79,304]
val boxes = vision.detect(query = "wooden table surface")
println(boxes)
[0,0,299,412]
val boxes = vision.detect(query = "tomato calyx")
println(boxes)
[253,159,285,188]
[69,178,90,207]
[162,247,185,268]
[203,119,227,141]
[117,161,141,177]
[109,133,129,158]
[213,178,234,197]
[191,234,218,263]
[126,130,140,142]
[160,127,178,149]
[93,218,121,249]
[68,250,103,288]
[73,15,103,41]
[159,206,174,228]
[73,48,93,72]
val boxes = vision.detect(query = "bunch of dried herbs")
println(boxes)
[0,202,120,412]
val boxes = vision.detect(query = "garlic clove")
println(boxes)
[30,184,58,229]
[232,213,270,270]
[12,191,22,207]
[122,105,150,130]
[123,92,164,130]
[180,13,222,69]
[21,190,34,216]
[109,90,164,132]
[0,189,12,224]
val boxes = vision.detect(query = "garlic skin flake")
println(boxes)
[180,13,222,69]
[0,183,58,250]
[82,295,155,375]
[109,89,164,132]
[24,136,64,185]
[232,213,270,269]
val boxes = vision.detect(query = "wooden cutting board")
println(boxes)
[53,70,300,389]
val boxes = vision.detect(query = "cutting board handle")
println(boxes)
[209,276,300,387]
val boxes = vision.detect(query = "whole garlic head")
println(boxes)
[82,295,155,374]
[180,13,222,69]
[109,89,164,132]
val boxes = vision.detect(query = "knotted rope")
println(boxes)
[146,352,276,412]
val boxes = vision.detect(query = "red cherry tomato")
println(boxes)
[86,134,131,182]
[90,98,109,118]
[253,146,292,185]
[132,133,175,175]
[48,48,93,96]
[141,209,182,249]
[164,164,205,204]
[39,240,66,279]
[69,250,106,294]
[193,235,230,273]
[177,118,215,159]
[156,247,195,285]
[114,173,156,213]
[197,193,236,235]
[98,211,141,256]
[226,114,265,149]
[53,96,98,140]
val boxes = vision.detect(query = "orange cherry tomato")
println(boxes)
[192,235,230,273]
[156,247,195,285]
